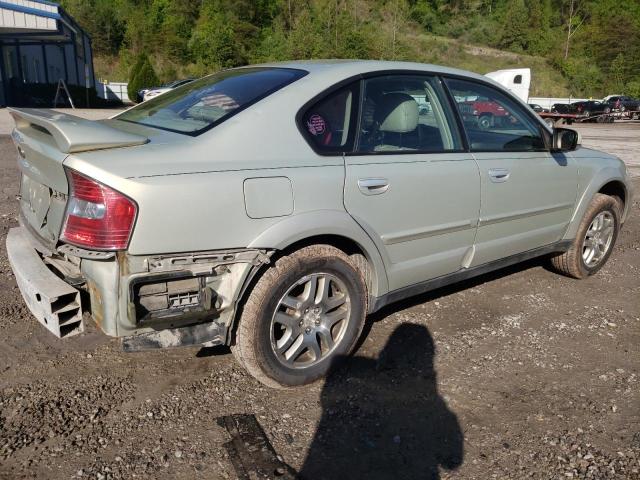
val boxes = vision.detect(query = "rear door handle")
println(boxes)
[488,168,510,183]
[357,178,389,195]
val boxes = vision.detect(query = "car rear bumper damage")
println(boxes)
[6,227,84,337]
[6,225,272,349]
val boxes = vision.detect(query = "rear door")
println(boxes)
[445,78,578,267]
[341,74,480,292]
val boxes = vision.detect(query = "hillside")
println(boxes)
[61,0,639,98]
[94,33,570,97]
[393,32,571,97]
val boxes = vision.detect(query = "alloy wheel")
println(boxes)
[582,211,615,268]
[270,273,351,369]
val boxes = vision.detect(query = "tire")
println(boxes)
[550,194,621,279]
[232,244,367,388]
[478,114,492,129]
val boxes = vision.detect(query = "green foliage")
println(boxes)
[61,0,640,98]
[626,81,640,99]
[128,53,147,85]
[127,54,159,103]
[557,56,603,96]
[499,0,529,52]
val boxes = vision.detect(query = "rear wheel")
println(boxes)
[550,194,621,279]
[232,244,367,388]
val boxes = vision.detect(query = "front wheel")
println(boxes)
[232,245,367,388]
[550,194,621,279]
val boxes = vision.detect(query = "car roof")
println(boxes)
[253,59,494,84]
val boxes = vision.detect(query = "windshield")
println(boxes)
[116,67,307,136]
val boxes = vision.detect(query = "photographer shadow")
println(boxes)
[299,323,463,480]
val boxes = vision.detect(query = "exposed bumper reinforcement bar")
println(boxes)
[121,320,225,352]
[6,227,84,337]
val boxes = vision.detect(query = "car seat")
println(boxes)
[372,93,419,151]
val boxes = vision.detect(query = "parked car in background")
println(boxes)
[7,60,633,388]
[605,95,640,112]
[461,95,512,129]
[139,78,195,102]
[550,103,576,114]
[528,103,548,113]
[571,100,611,117]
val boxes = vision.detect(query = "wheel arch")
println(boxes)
[598,180,627,208]
[246,210,389,301]
[564,171,631,240]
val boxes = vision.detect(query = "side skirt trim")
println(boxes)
[371,240,573,312]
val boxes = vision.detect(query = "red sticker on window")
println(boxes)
[307,114,326,136]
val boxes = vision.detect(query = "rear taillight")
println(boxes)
[61,169,137,250]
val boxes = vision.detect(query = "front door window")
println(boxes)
[445,78,547,152]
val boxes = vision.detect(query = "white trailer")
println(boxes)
[485,68,531,102]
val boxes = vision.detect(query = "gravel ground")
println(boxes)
[0,135,638,480]
[572,121,640,177]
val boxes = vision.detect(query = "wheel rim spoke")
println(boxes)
[302,275,319,306]
[305,335,322,362]
[325,292,347,310]
[280,295,301,310]
[283,334,305,362]
[317,275,330,305]
[317,326,334,351]
[323,308,348,328]
[276,329,298,354]
[273,311,298,329]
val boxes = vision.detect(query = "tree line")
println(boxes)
[60,0,640,98]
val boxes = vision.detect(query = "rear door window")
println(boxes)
[355,74,462,154]
[299,82,360,154]
[116,68,306,136]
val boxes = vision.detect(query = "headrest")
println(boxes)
[376,93,419,133]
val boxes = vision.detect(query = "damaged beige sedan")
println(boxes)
[7,61,633,387]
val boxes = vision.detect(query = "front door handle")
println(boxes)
[488,168,510,183]
[358,178,390,195]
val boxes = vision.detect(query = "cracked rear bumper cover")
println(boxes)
[6,227,83,337]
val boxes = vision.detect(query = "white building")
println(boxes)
[0,0,94,106]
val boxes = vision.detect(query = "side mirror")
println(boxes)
[552,128,581,152]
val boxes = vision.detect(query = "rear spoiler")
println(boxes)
[8,108,148,154]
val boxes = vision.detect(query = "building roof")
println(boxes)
[0,0,88,41]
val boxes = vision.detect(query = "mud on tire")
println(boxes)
[550,194,622,279]
[231,244,367,388]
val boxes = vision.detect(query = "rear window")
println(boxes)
[116,67,307,136]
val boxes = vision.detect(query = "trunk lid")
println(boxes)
[9,108,148,247]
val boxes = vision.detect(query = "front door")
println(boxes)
[445,78,578,267]
[343,74,481,292]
